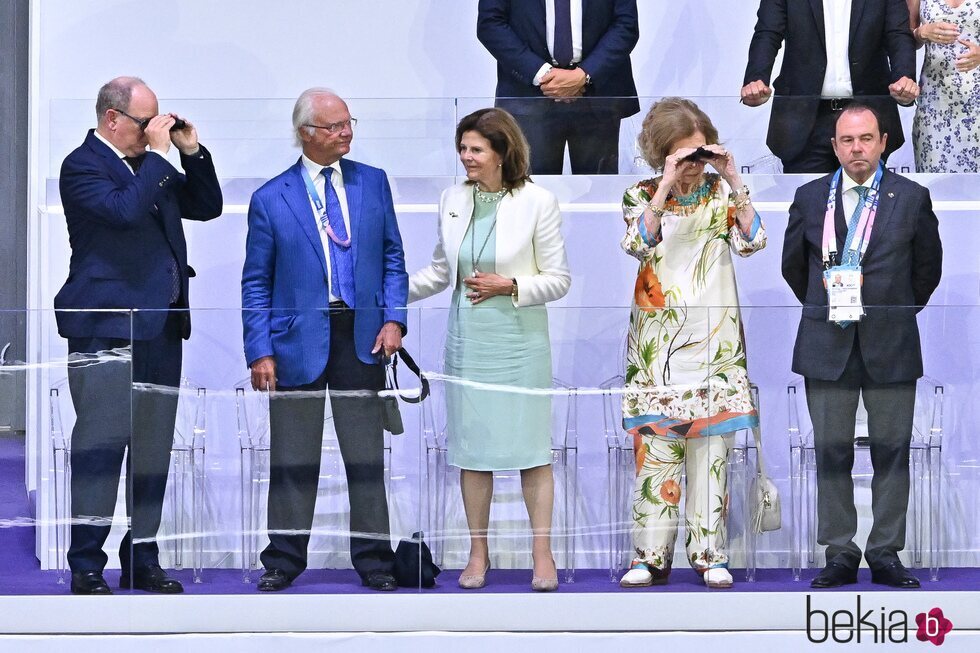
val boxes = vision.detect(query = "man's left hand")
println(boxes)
[540,68,587,98]
[372,321,403,358]
[169,115,201,155]
[888,77,920,105]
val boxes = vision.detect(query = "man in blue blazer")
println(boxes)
[741,0,918,173]
[478,0,640,174]
[55,76,223,594]
[241,88,408,592]
[782,105,942,589]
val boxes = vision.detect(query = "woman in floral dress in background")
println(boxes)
[619,98,766,589]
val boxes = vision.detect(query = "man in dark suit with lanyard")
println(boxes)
[477,0,640,174]
[741,0,918,173]
[55,76,223,594]
[782,104,942,588]
[242,88,408,592]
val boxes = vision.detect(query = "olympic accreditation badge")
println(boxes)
[824,265,864,323]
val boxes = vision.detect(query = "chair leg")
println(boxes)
[191,445,204,583]
[564,447,577,584]
[171,449,186,571]
[929,445,942,582]
[53,447,69,585]
[240,447,252,583]
[790,444,802,581]
[909,447,924,569]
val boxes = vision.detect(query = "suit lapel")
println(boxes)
[808,0,826,50]
[849,0,867,45]
[282,161,328,279]
[861,170,899,261]
[341,158,361,274]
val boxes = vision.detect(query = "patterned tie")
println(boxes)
[553,0,573,67]
[841,186,869,267]
[321,167,355,306]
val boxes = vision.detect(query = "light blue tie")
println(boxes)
[841,186,869,267]
[321,168,355,307]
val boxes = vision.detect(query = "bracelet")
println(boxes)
[646,204,666,219]
[511,278,519,302]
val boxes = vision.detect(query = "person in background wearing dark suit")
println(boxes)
[742,0,919,173]
[478,0,640,174]
[55,76,223,595]
[782,104,942,589]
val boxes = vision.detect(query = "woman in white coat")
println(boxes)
[409,108,570,591]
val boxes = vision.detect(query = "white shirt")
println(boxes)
[301,154,352,303]
[93,130,167,174]
[821,0,854,98]
[533,0,584,86]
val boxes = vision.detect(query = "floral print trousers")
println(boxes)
[629,433,732,574]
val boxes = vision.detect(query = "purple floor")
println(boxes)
[3,436,978,596]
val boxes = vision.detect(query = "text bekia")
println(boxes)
[806,595,909,644]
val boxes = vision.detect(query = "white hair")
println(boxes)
[292,87,339,146]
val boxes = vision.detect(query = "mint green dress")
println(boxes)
[444,194,553,471]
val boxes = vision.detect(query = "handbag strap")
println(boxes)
[388,348,430,404]
[752,423,768,477]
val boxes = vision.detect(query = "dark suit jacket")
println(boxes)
[241,159,408,388]
[743,0,916,162]
[477,0,640,118]
[55,130,223,341]
[781,169,942,383]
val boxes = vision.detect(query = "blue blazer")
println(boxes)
[743,0,916,162]
[54,130,223,341]
[781,169,942,383]
[477,0,640,118]
[241,158,408,388]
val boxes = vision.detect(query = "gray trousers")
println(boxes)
[804,339,916,569]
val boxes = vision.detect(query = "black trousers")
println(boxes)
[261,309,393,580]
[66,312,182,573]
[804,339,916,569]
[512,101,621,175]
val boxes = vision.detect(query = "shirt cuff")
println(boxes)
[533,63,553,86]
[740,211,761,240]
[147,148,169,160]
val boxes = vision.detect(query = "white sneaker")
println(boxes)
[619,565,653,588]
[704,567,733,588]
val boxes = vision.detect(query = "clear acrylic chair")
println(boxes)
[788,375,944,581]
[49,375,208,584]
[235,378,393,583]
[600,375,759,582]
[423,377,579,583]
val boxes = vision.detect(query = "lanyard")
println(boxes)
[821,164,883,267]
[300,165,351,247]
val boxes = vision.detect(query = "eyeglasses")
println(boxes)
[303,118,358,134]
[111,108,152,131]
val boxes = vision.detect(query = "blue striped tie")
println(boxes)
[841,186,869,267]
[321,168,355,306]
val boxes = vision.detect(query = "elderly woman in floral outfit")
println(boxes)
[619,98,766,589]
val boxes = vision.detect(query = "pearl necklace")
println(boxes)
[475,186,507,203]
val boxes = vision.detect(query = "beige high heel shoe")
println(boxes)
[531,558,559,592]
[458,561,491,590]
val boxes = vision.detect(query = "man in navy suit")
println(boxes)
[477,0,639,174]
[55,76,223,594]
[782,105,942,588]
[741,0,918,173]
[241,88,408,592]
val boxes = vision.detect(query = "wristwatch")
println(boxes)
[511,278,519,301]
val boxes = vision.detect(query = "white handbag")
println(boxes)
[749,424,782,533]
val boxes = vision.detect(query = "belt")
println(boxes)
[328,300,349,311]
[820,98,852,112]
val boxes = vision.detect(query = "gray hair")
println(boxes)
[95,76,146,123]
[292,87,338,146]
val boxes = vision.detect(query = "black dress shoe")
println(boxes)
[120,565,184,594]
[362,571,397,591]
[871,561,921,588]
[70,570,112,595]
[811,561,858,588]
[257,568,292,592]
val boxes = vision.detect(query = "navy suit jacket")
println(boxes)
[241,158,408,388]
[781,169,942,383]
[54,130,223,341]
[743,0,916,162]
[477,0,640,118]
